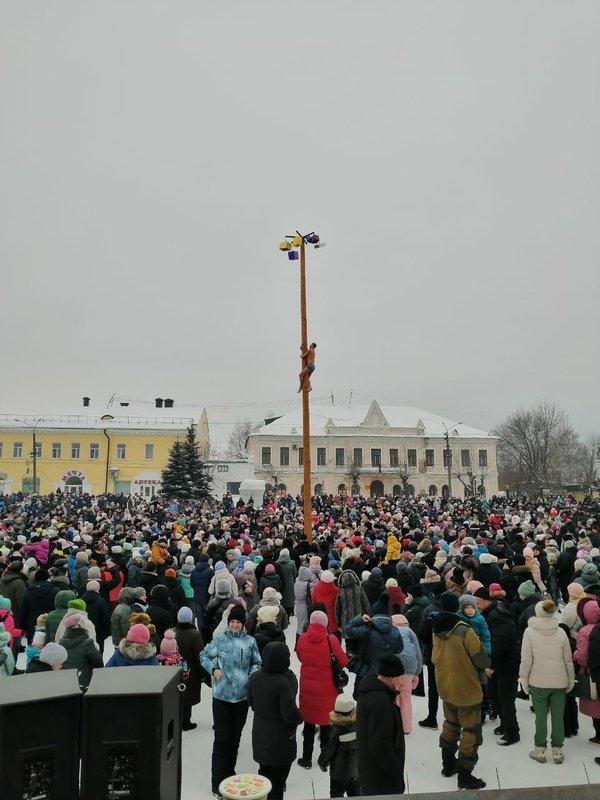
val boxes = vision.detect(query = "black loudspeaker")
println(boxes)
[0,670,82,800]
[81,665,183,800]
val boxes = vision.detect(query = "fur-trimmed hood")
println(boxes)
[118,639,157,661]
[329,708,357,726]
[478,553,497,564]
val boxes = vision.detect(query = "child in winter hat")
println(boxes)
[38,642,68,671]
[458,595,492,654]
[318,695,359,797]
[158,630,182,666]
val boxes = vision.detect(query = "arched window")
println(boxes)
[392,484,402,497]
[478,485,486,499]
[405,484,415,498]
[428,484,438,497]
[370,480,384,497]
[264,483,273,493]
[277,483,287,496]
[351,482,360,496]
[314,483,323,496]
[64,475,83,495]
[442,484,450,499]
[337,483,347,495]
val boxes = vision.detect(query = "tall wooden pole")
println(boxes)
[299,238,313,543]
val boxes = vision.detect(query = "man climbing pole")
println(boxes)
[298,342,317,393]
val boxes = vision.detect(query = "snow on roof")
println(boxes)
[249,401,493,439]
[0,402,208,433]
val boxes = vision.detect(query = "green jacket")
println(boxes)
[110,587,141,645]
[432,611,490,707]
[44,590,76,642]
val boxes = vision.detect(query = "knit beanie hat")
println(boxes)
[385,578,398,588]
[257,605,279,624]
[0,597,11,610]
[160,629,178,656]
[439,591,460,613]
[309,555,321,567]
[126,624,150,645]
[87,566,101,580]
[75,551,88,562]
[65,614,83,629]
[39,642,68,666]
[86,580,100,593]
[133,587,147,599]
[279,548,290,558]
[320,570,335,584]
[68,599,86,611]
[378,654,404,677]
[177,606,193,624]
[262,587,279,601]
[334,694,356,714]
[459,594,477,612]
[265,564,275,574]
[535,598,556,618]
[215,560,226,570]
[518,580,536,598]
[228,604,247,624]
[371,567,382,577]
[568,582,585,598]
[165,568,177,578]
[184,556,195,565]
[32,629,46,649]
[243,561,255,573]
[310,610,329,627]
[466,580,484,594]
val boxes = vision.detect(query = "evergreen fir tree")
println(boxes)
[184,424,212,501]
[160,440,189,500]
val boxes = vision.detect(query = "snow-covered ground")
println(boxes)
[180,626,600,799]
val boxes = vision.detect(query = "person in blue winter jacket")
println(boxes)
[458,595,492,654]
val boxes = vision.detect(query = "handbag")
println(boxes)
[573,671,598,701]
[327,635,349,691]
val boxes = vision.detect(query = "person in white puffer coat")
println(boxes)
[520,598,575,765]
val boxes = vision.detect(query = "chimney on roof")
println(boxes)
[155,398,164,408]
[82,397,90,407]
[164,398,174,409]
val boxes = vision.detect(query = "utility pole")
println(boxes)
[444,426,453,499]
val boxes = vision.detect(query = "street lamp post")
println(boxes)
[15,418,42,495]
[442,421,462,500]
[279,230,324,544]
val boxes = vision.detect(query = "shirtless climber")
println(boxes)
[298,342,317,393]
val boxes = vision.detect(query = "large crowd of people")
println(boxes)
[1,487,600,797]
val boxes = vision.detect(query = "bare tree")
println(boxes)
[344,447,363,495]
[494,402,578,489]
[224,418,253,460]
[394,447,415,497]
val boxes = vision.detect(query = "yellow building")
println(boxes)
[0,398,210,497]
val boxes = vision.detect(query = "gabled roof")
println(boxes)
[249,402,493,439]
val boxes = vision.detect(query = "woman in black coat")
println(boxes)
[146,585,176,639]
[356,656,405,796]
[174,606,205,730]
[247,642,302,800]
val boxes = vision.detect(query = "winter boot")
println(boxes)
[552,747,564,764]
[441,750,457,777]
[418,716,438,729]
[529,747,547,763]
[457,768,486,790]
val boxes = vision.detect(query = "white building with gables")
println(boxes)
[246,401,498,499]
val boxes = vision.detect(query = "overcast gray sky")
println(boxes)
[2,1,599,444]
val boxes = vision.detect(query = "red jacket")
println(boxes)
[297,623,348,725]
[310,581,339,632]
[386,586,406,613]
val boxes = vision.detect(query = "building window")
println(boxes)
[407,449,417,467]
[335,448,345,467]
[280,447,290,466]
[52,442,61,459]
[226,481,241,494]
[298,447,303,466]
[317,447,327,466]
[116,443,126,460]
[353,448,363,468]
[478,449,488,467]
[145,443,154,460]
[371,448,381,467]
[261,447,271,466]
[71,443,80,459]
[389,448,399,467]
[217,464,229,473]
[13,442,23,458]
[443,450,451,468]
[461,449,471,467]
[90,443,99,459]
[34,442,42,458]
[425,448,434,467]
